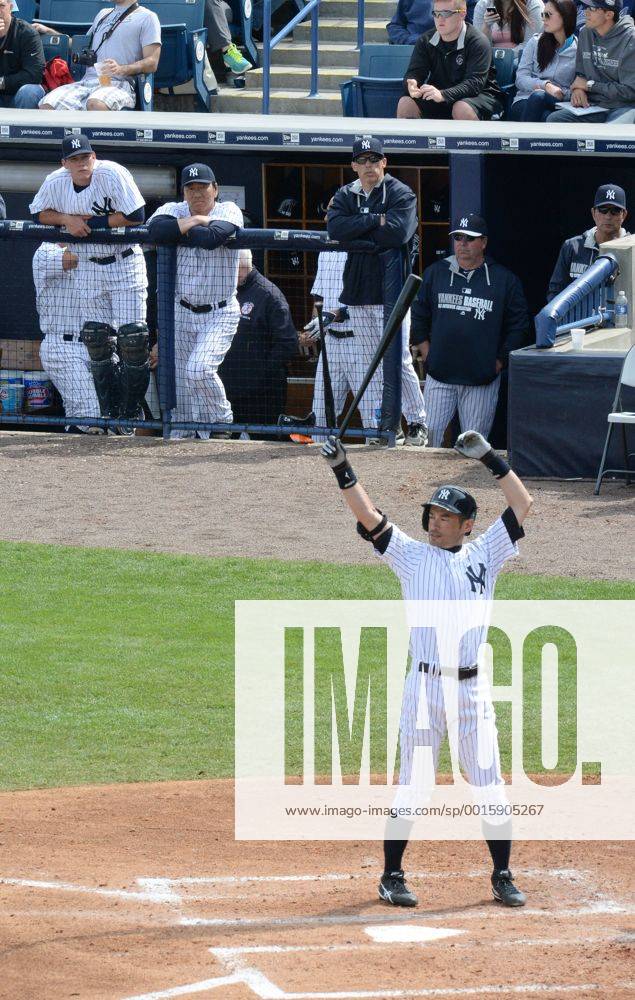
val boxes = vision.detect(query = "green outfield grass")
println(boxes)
[0,540,632,791]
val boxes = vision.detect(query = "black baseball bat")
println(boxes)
[337,272,422,440]
[316,302,337,430]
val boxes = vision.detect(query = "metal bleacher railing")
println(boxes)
[0,223,407,444]
[262,0,320,114]
[534,254,619,348]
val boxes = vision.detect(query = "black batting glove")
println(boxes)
[321,436,358,489]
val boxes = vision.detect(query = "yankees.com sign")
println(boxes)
[234,602,633,840]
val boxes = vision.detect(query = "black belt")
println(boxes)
[63,333,79,342]
[419,661,478,680]
[89,248,134,265]
[327,329,354,339]
[180,298,227,314]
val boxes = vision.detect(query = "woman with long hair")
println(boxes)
[474,0,544,48]
[509,0,577,120]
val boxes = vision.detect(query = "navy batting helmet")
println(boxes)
[422,485,477,535]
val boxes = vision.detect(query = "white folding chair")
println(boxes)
[594,344,635,494]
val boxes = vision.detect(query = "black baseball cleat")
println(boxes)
[491,869,526,907]
[378,870,418,907]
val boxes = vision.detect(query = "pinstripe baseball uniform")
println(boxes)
[310,251,382,439]
[33,242,100,422]
[376,513,520,810]
[148,198,243,433]
[29,160,148,328]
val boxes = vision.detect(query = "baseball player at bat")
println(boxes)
[321,429,533,909]
[327,136,427,446]
[148,162,243,438]
[30,134,150,424]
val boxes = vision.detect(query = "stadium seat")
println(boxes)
[594,344,635,494]
[68,32,154,111]
[226,0,258,68]
[340,44,413,118]
[492,47,519,115]
[15,0,37,21]
[41,32,70,65]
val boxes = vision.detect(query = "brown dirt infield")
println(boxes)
[0,433,633,999]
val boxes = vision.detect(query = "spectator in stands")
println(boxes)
[547,183,629,299]
[218,250,298,428]
[397,0,505,119]
[0,0,45,109]
[509,0,577,119]
[411,213,529,446]
[546,0,635,122]
[388,0,435,42]
[473,0,544,49]
[34,0,161,111]
[205,0,252,74]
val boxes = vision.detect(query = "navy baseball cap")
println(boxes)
[594,183,627,210]
[61,133,93,159]
[580,0,622,10]
[181,163,216,187]
[449,213,488,237]
[352,136,384,160]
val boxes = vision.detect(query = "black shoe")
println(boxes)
[491,869,526,907]
[378,870,418,907]
[405,422,428,447]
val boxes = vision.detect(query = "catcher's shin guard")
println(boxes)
[80,321,120,417]
[117,322,150,420]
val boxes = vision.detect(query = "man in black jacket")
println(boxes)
[219,250,298,428]
[411,214,529,445]
[327,137,428,446]
[0,0,45,108]
[397,0,503,120]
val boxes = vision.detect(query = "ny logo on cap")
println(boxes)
[460,217,468,227]
[361,139,371,149]
[606,189,616,200]
[189,166,199,177]
[438,488,451,500]
[71,139,81,149]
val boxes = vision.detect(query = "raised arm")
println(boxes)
[321,437,387,535]
[454,430,533,524]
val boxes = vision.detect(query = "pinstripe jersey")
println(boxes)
[148,200,243,303]
[32,243,80,338]
[29,161,146,291]
[376,518,518,666]
[311,252,351,332]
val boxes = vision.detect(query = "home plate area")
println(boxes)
[3,864,633,999]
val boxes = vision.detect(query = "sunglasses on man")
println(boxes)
[432,9,465,18]
[596,205,624,215]
[453,233,481,242]
[354,154,383,165]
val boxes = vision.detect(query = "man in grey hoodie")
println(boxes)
[547,0,635,121]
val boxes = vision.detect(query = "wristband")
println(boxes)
[87,215,110,230]
[331,459,357,490]
[481,451,510,480]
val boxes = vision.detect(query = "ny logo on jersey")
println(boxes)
[71,138,81,149]
[605,189,616,200]
[188,166,199,178]
[465,562,487,594]
[473,304,487,321]
[91,197,115,216]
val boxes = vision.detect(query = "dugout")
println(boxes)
[0,111,633,462]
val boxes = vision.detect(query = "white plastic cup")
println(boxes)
[571,328,585,350]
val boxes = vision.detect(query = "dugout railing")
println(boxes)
[534,253,619,348]
[0,223,407,444]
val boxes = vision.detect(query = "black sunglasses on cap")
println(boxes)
[354,154,383,164]
[453,233,480,242]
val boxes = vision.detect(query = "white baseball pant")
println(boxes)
[350,305,426,426]
[173,298,240,434]
[423,374,501,448]
[39,336,100,421]
[311,330,380,442]
[80,286,148,329]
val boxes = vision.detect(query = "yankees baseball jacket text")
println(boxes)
[327,174,417,306]
[402,22,502,105]
[411,255,529,385]
[547,224,629,301]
